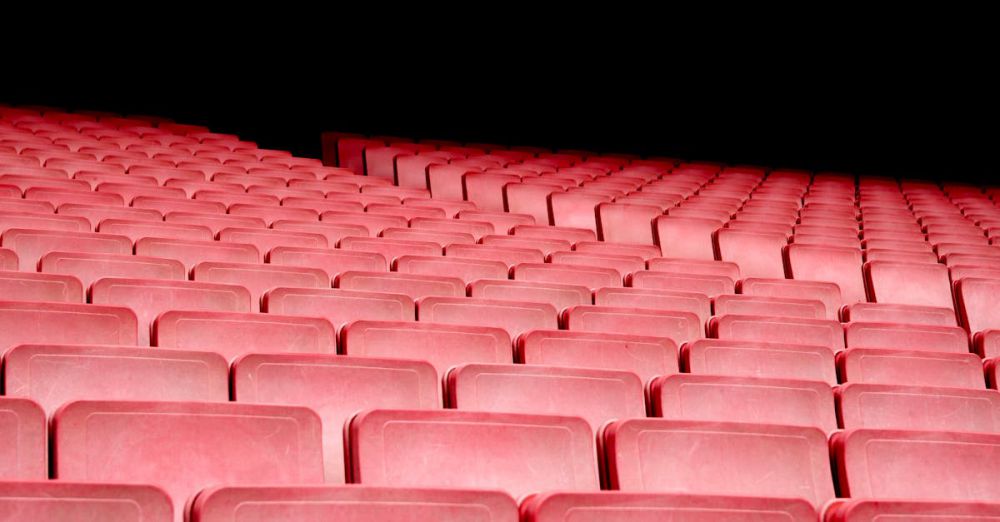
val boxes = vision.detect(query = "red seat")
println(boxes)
[596,202,661,244]
[96,182,187,204]
[394,255,508,284]
[710,314,845,352]
[738,278,843,320]
[837,383,1000,432]
[341,320,512,377]
[957,278,1000,341]
[135,237,261,271]
[513,224,597,244]
[548,192,607,233]
[654,216,724,259]
[349,409,598,499]
[512,262,621,290]
[445,243,545,268]
[133,195,226,215]
[844,322,968,353]
[381,227,476,247]
[629,270,734,298]
[339,236,441,263]
[504,182,560,224]
[464,172,520,211]
[58,204,162,229]
[0,271,83,302]
[192,262,328,311]
[26,187,124,208]
[714,229,788,279]
[785,244,867,304]
[548,251,644,282]
[714,294,826,319]
[833,429,1000,501]
[563,305,702,345]
[481,234,571,257]
[218,227,328,254]
[2,228,131,270]
[163,211,266,235]
[448,363,644,432]
[321,211,406,236]
[0,481,172,522]
[229,204,318,226]
[0,300,137,353]
[651,374,837,432]
[154,310,335,361]
[336,270,464,300]
[267,246,387,279]
[53,401,324,520]
[604,419,834,508]
[469,279,591,311]
[428,164,478,200]
[838,348,984,388]
[574,241,662,261]
[647,257,741,280]
[841,303,957,326]
[0,247,17,270]
[97,218,213,242]
[594,287,710,325]
[864,261,954,310]
[0,397,46,479]
[272,219,368,246]
[418,296,557,339]
[521,492,819,522]
[456,211,532,236]
[517,330,678,384]
[264,287,414,332]
[39,252,185,290]
[233,353,439,483]
[824,499,1000,522]
[190,485,518,522]
[3,344,228,414]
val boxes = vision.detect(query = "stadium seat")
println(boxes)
[468,279,591,311]
[189,485,519,522]
[548,251,645,282]
[342,320,512,376]
[192,262,328,311]
[0,397,46,479]
[336,270,464,300]
[163,211,266,235]
[217,227,328,254]
[0,271,83,302]
[0,481,173,522]
[956,277,1000,338]
[447,363,645,431]
[455,211,531,236]
[596,202,660,244]
[575,241,662,261]
[841,302,957,326]
[267,246,387,279]
[53,401,324,520]
[738,278,844,320]
[512,224,597,244]
[233,353,439,482]
[823,499,1000,522]
[654,216,724,259]
[521,492,819,522]
[135,237,261,272]
[97,218,213,242]
[0,247,16,270]
[714,229,788,279]
[394,255,508,284]
[264,283,416,331]
[785,244,868,304]
[604,419,835,508]
[629,270,735,298]
[864,261,955,310]
[651,374,837,432]
[3,344,228,414]
[713,294,827,319]
[594,287,710,325]
[418,296,557,339]
[445,243,545,267]
[833,429,1000,501]
[837,383,1000,431]
[517,330,678,384]
[837,348,985,388]
[339,236,441,263]
[512,262,622,290]
[2,228,131,270]
[0,300,137,353]
[480,234,572,257]
[504,182,560,224]
[272,219,368,246]
[563,305,703,344]
[844,322,968,353]
[133,195,226,215]
[710,314,845,352]
[348,409,598,499]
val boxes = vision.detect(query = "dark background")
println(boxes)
[3,59,996,185]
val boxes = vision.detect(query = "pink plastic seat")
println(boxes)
[517,330,678,384]
[135,237,261,272]
[521,492,818,522]
[469,279,591,312]
[0,300,137,353]
[264,287,414,332]
[837,348,985,388]
[336,270,464,300]
[0,397,46,479]
[267,246,387,279]
[0,271,83,302]
[563,305,702,345]
[710,314,845,352]
[2,228,131,270]
[394,255,508,284]
[0,482,173,522]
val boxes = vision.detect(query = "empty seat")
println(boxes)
[837,383,1000,431]
[469,279,591,311]
[233,353,439,483]
[837,348,985,388]
[2,228,131,270]
[0,481,172,522]
[844,322,968,353]
[0,397,46,479]
[135,238,261,272]
[594,287,710,325]
[57,204,162,228]
[522,492,819,522]
[714,294,826,319]
[0,301,137,353]
[574,241,662,261]
[738,278,843,320]
[517,330,678,384]
[864,260,954,310]
[445,243,545,268]
[97,219,213,242]
[154,310,335,361]
[833,429,1000,501]
[957,277,1000,338]
[341,320,512,376]
[339,236,441,263]
[321,211,406,236]
[504,182,560,224]
[268,246,386,279]
[714,229,788,278]
[0,271,83,302]
[192,262,328,311]
[654,216,723,259]
[164,211,266,235]
[841,302,957,326]
[91,278,252,345]
[133,195,225,215]
[394,255,508,284]
[39,252,185,290]
[26,187,124,208]
[53,401,324,521]
[685,338,835,386]
[710,314,845,352]
[548,192,606,232]
[264,287,414,332]
[629,270,734,298]
[336,270,464,300]
[513,262,621,290]
[481,234,572,257]
[418,296,557,339]
[3,344,228,414]
[218,227,328,254]
[0,247,16,270]
[381,227,476,247]
[823,499,1000,522]
[229,204,318,225]
[448,363,645,431]
[563,305,702,344]
[349,409,598,499]
[604,419,834,508]
[651,374,837,432]
[548,251,644,282]
[512,224,597,244]
[596,202,660,244]
[190,485,519,522]
[647,257,741,280]
[785,244,867,304]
